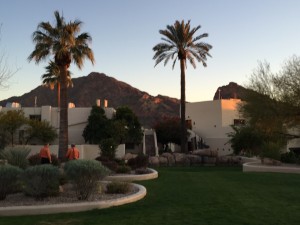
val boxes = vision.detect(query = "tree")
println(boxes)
[154,116,181,146]
[115,106,143,145]
[0,110,27,146]
[41,60,73,107]
[25,119,58,144]
[153,20,212,152]
[0,25,18,89]
[82,106,108,144]
[28,11,94,159]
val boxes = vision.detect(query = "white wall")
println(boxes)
[186,99,242,156]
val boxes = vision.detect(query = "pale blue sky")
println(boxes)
[1,0,300,102]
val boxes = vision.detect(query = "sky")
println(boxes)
[1,0,300,103]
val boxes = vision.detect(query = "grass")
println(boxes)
[1,166,300,225]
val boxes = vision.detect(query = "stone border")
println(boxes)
[0,183,146,216]
[243,161,300,174]
[104,168,158,182]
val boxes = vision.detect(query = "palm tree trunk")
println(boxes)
[180,59,187,153]
[57,82,60,108]
[58,66,69,160]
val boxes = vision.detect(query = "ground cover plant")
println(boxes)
[1,166,300,225]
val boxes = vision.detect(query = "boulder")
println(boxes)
[124,153,137,161]
[192,149,218,157]
[149,156,160,167]
[161,153,175,166]
[173,153,190,166]
[203,156,217,165]
[187,155,202,165]
[261,158,282,166]
[159,156,168,166]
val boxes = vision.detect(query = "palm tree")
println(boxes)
[42,60,73,108]
[28,11,94,159]
[153,20,212,153]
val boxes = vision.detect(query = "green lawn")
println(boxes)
[1,166,300,225]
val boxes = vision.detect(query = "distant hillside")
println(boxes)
[213,82,248,100]
[0,72,180,128]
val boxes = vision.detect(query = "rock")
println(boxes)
[124,153,137,161]
[187,155,202,165]
[159,156,168,166]
[173,153,190,166]
[149,156,159,167]
[161,153,175,166]
[192,149,218,157]
[261,158,282,166]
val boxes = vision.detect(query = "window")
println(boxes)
[233,119,245,126]
[29,115,41,121]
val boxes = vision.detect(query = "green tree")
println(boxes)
[25,120,58,144]
[82,106,108,144]
[115,106,143,145]
[28,11,95,159]
[153,20,212,152]
[154,116,181,146]
[0,110,27,146]
[41,60,73,107]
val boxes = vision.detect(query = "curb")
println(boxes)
[104,168,158,182]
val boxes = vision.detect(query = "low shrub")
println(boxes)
[127,153,149,169]
[64,159,110,200]
[116,165,131,174]
[106,181,132,194]
[28,153,60,166]
[22,164,60,199]
[96,156,118,172]
[0,147,30,169]
[260,142,282,161]
[0,164,22,200]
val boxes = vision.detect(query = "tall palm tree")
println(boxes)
[42,60,73,108]
[28,11,94,159]
[153,20,212,153]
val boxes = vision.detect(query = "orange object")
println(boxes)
[66,145,80,160]
[39,144,52,163]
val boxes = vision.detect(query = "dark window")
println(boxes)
[234,119,245,126]
[29,115,41,121]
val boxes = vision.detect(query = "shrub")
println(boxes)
[106,182,132,194]
[64,159,110,200]
[116,165,131,174]
[28,153,60,167]
[281,151,299,164]
[0,164,22,200]
[260,142,282,161]
[22,164,60,199]
[96,156,118,172]
[0,147,30,169]
[127,153,149,169]
[99,138,117,160]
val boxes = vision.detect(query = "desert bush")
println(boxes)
[106,181,132,194]
[281,151,299,164]
[28,153,60,166]
[0,147,30,169]
[96,156,118,172]
[260,142,282,161]
[64,159,110,200]
[0,164,22,200]
[127,153,149,169]
[22,164,60,199]
[116,165,131,174]
[99,138,117,160]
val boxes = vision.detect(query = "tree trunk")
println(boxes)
[57,82,60,108]
[180,59,187,153]
[58,66,69,160]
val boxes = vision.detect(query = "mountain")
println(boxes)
[213,82,248,100]
[0,72,180,128]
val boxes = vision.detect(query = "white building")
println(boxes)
[186,99,243,156]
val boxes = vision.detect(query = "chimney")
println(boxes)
[104,99,108,108]
[96,99,101,107]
